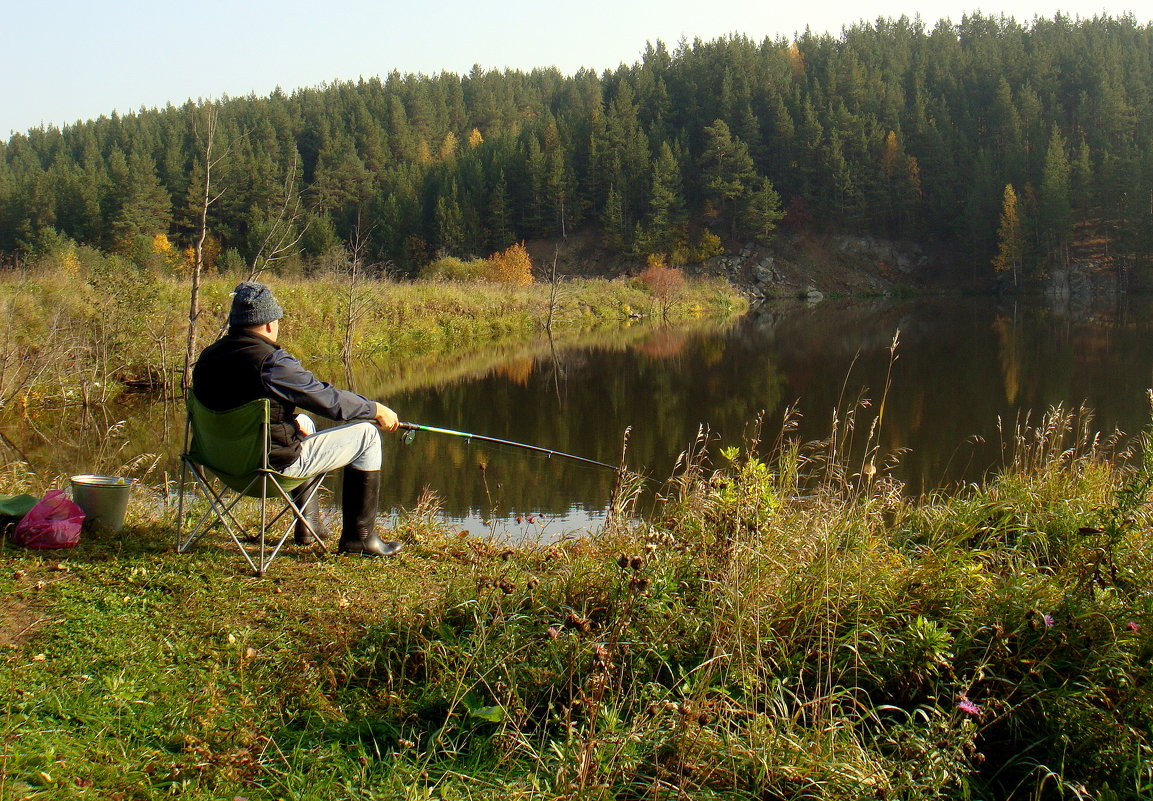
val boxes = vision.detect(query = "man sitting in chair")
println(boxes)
[192,281,402,557]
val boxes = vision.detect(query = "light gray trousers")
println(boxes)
[281,415,382,476]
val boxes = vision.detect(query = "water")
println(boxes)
[7,295,1153,539]
[374,294,1153,536]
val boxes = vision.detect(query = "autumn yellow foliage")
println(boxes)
[420,243,534,285]
[482,242,534,285]
[181,234,221,275]
[439,131,458,160]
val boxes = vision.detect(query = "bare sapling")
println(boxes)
[182,107,224,392]
[544,246,568,404]
[211,154,306,344]
[243,153,304,282]
[340,215,379,385]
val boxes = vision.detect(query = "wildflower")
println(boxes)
[516,516,522,524]
[1041,613,1055,628]
[528,515,536,524]
[957,698,980,716]
[546,626,560,639]
[1128,621,1140,633]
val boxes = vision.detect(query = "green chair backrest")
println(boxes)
[187,394,302,496]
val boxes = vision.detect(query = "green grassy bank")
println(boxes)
[2,406,1152,799]
[0,267,744,408]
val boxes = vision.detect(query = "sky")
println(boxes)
[1,0,1143,137]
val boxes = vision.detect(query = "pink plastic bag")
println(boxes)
[13,489,84,549]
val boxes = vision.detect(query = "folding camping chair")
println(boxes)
[177,394,325,576]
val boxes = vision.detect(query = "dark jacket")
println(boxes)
[192,329,375,469]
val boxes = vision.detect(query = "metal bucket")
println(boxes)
[70,475,133,532]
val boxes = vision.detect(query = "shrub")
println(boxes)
[420,255,487,281]
[671,229,725,265]
[482,242,534,285]
[638,262,686,315]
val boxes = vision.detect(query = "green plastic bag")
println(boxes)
[0,494,37,519]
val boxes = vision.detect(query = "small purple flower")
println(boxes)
[958,698,980,716]
[1128,621,1140,633]
[1041,613,1055,628]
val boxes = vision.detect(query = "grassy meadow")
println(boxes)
[2,405,1152,800]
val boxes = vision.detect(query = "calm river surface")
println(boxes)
[374,294,1153,537]
[7,295,1153,540]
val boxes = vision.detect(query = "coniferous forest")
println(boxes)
[1,13,1151,281]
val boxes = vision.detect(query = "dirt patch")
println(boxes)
[1,564,71,649]
[1,598,50,648]
[524,226,984,297]
[524,230,640,279]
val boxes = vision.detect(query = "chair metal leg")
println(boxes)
[177,457,326,576]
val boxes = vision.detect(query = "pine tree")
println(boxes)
[434,183,466,256]
[1039,125,1072,264]
[109,150,172,252]
[312,137,370,214]
[640,142,685,255]
[601,186,629,251]
[486,170,515,250]
[990,78,1026,185]
[739,176,785,245]
[700,119,756,238]
[1071,137,1093,223]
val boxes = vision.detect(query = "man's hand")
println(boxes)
[372,402,399,432]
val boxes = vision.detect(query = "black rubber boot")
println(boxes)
[338,468,402,557]
[292,474,328,546]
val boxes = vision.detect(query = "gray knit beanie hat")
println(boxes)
[228,282,283,328]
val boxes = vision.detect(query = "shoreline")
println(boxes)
[0,272,746,409]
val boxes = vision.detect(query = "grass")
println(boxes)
[2,404,1152,799]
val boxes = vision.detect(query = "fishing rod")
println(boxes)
[396,422,621,472]
[398,422,821,500]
